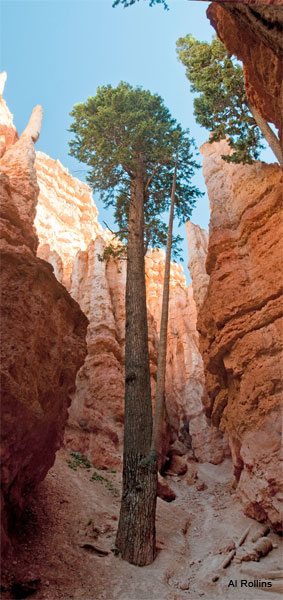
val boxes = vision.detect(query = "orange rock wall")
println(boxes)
[192,139,283,530]
[0,83,88,556]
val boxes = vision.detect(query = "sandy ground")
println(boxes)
[2,448,282,600]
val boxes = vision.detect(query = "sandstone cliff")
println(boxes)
[0,79,88,555]
[189,138,283,531]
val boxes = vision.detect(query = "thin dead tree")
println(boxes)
[151,153,178,468]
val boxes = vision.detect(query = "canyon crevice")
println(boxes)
[1,66,281,573]
[188,138,282,531]
[1,0,282,594]
[33,151,227,470]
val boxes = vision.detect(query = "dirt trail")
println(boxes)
[2,448,282,600]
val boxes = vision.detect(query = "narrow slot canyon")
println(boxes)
[1,2,282,599]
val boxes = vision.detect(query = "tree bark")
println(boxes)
[151,156,178,470]
[248,102,283,167]
[115,159,157,566]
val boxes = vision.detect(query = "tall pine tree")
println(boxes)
[69,82,201,565]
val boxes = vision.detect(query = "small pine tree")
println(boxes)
[176,35,282,165]
[113,0,168,9]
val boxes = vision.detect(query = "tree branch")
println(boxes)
[248,102,283,167]
[102,221,128,236]
[145,165,158,193]
[122,163,134,178]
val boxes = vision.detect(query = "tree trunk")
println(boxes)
[115,159,157,566]
[248,102,283,167]
[151,156,178,470]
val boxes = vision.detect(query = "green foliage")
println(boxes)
[113,0,168,9]
[92,528,100,538]
[176,35,264,164]
[95,467,117,474]
[90,471,105,482]
[66,453,119,497]
[97,239,127,265]
[69,82,202,257]
[90,471,120,497]
[66,452,92,470]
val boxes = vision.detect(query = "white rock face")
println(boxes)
[35,151,109,288]
[0,72,18,158]
[0,72,7,96]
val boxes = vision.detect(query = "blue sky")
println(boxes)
[1,0,274,281]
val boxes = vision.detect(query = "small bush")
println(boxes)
[66,453,120,497]
[90,471,120,497]
[66,452,92,471]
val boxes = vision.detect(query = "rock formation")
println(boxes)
[189,138,283,531]
[207,2,283,143]
[0,78,88,555]
[66,238,125,469]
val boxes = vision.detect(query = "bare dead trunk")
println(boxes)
[115,159,157,566]
[248,102,283,167]
[151,156,178,469]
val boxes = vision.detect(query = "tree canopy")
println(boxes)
[176,34,265,164]
[69,82,201,258]
[113,0,168,9]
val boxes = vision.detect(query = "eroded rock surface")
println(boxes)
[0,80,88,556]
[66,238,125,469]
[191,138,283,530]
[186,222,209,311]
[35,152,106,288]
